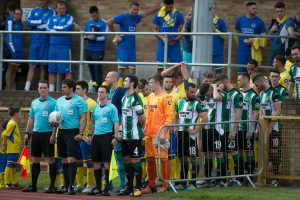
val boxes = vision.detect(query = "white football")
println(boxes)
[49,111,62,124]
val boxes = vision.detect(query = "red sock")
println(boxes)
[147,159,157,188]
[161,159,170,187]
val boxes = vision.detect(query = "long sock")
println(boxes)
[180,160,189,186]
[204,159,213,178]
[11,167,17,184]
[191,161,199,186]
[4,167,11,185]
[0,173,4,185]
[76,164,84,187]
[228,154,235,176]
[69,162,77,186]
[86,164,94,187]
[62,163,70,187]
[104,169,109,190]
[147,159,157,188]
[133,162,142,190]
[125,163,134,191]
[217,156,226,182]
[31,163,40,189]
[161,159,170,187]
[94,169,102,188]
[141,159,147,183]
[233,155,244,176]
[169,157,176,179]
[49,163,56,187]
[115,151,126,188]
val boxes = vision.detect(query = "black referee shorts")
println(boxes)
[91,133,113,163]
[57,128,80,158]
[31,131,54,157]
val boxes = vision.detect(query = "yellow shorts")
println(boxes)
[144,136,168,159]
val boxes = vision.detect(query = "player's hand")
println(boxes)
[168,38,177,46]
[270,24,278,33]
[74,134,83,141]
[159,138,166,145]
[185,12,192,21]
[113,35,122,43]
[243,38,253,45]
[50,134,56,144]
[87,35,95,40]
[246,131,253,139]
[49,122,59,127]
[228,132,236,141]
[86,135,92,145]
[111,138,118,147]
[1,145,7,153]
[217,84,225,91]
[188,128,198,135]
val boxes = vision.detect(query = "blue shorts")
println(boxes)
[48,46,71,74]
[77,140,92,161]
[7,153,18,168]
[183,50,192,69]
[156,42,182,67]
[10,52,23,64]
[0,153,7,172]
[168,131,177,159]
[117,47,136,69]
[212,55,224,74]
[237,51,251,73]
[29,42,49,66]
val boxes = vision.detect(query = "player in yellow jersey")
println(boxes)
[1,107,22,189]
[0,121,9,189]
[75,81,97,193]
[273,55,289,89]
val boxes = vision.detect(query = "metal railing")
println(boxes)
[0,30,294,90]
[156,120,264,193]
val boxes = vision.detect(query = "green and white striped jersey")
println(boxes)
[289,63,300,98]
[275,84,288,102]
[259,87,280,131]
[176,98,206,132]
[224,88,243,132]
[239,88,260,132]
[121,92,144,140]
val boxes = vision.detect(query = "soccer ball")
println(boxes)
[49,111,62,124]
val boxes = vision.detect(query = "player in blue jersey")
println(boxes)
[50,79,87,195]
[107,1,159,86]
[22,80,57,193]
[84,6,108,89]
[24,0,55,91]
[4,8,23,91]
[47,1,73,92]
[153,0,184,72]
[234,1,266,72]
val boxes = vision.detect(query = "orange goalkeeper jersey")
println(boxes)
[146,91,174,138]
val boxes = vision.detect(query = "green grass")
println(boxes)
[17,172,50,189]
[156,187,300,200]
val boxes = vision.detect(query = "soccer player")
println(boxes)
[86,85,119,196]
[47,1,73,92]
[50,79,87,195]
[175,83,208,190]
[253,74,282,176]
[288,45,300,98]
[4,8,23,90]
[153,0,184,71]
[0,121,9,189]
[269,70,289,101]
[24,0,55,91]
[273,55,289,89]
[237,73,260,178]
[22,80,57,193]
[1,107,21,189]
[105,71,126,192]
[117,75,145,197]
[216,75,243,186]
[106,1,159,86]
[267,2,287,66]
[75,81,97,193]
[234,1,266,72]
[213,2,227,75]
[84,6,108,89]
[142,74,173,194]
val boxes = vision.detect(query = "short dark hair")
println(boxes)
[291,43,300,52]
[62,79,76,92]
[76,80,88,91]
[238,72,250,80]
[202,72,214,79]
[138,79,148,89]
[15,8,22,13]
[99,85,110,93]
[285,47,292,57]
[130,2,140,7]
[216,75,229,82]
[164,0,174,5]
[163,75,173,79]
[246,1,256,7]
[252,73,265,83]
[149,73,163,86]
[89,6,98,14]
[274,1,285,9]
[199,83,211,96]
[57,0,67,7]
[6,1,16,11]
[186,82,197,90]
[274,54,286,66]
[38,79,49,87]
[8,107,20,117]
[247,59,258,67]
[125,75,139,89]
[270,69,280,75]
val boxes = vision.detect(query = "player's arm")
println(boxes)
[53,16,73,31]
[198,111,208,130]
[140,0,160,17]
[212,84,222,101]
[288,81,295,98]
[79,112,87,135]
[26,9,42,27]
[269,101,281,132]
[161,62,181,77]
[180,62,190,80]
[24,116,34,145]
[86,115,95,145]
[1,135,7,152]
[229,108,242,140]
[288,27,300,38]
[106,18,117,32]
[153,24,166,42]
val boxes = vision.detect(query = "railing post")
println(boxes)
[0,32,3,91]
[164,33,168,69]
[79,32,84,80]
[227,32,233,82]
